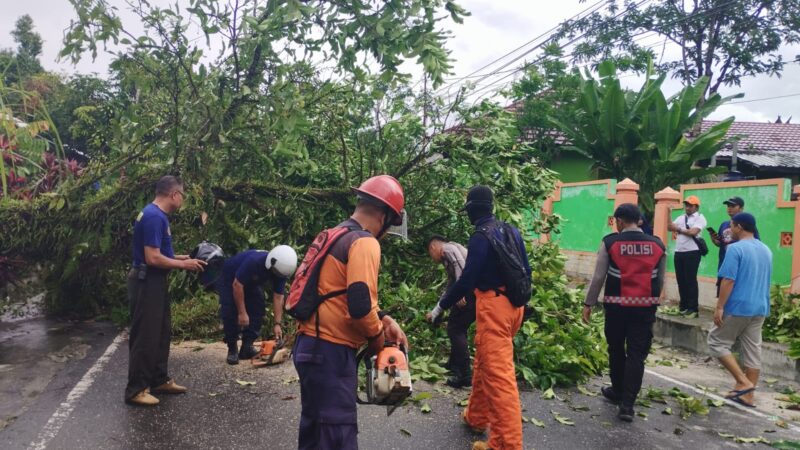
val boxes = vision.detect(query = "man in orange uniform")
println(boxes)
[427,185,530,450]
[293,175,409,450]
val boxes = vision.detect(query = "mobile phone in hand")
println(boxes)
[706,227,716,235]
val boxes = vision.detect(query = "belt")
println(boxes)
[602,296,660,306]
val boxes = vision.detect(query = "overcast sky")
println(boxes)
[1,0,798,123]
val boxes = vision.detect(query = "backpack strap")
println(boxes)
[311,224,364,343]
[476,222,505,296]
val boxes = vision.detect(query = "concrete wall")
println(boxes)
[666,179,796,285]
[564,249,718,309]
[550,180,617,252]
[543,178,800,310]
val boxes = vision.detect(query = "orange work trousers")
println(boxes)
[464,289,524,450]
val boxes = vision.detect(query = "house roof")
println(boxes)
[705,120,800,169]
[507,98,800,170]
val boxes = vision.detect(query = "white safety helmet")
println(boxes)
[265,245,298,278]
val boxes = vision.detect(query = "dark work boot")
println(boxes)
[238,340,259,360]
[446,366,472,389]
[226,342,239,365]
[618,404,635,422]
[601,386,620,405]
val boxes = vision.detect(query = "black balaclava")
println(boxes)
[464,185,494,225]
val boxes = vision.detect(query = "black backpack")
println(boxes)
[477,221,532,307]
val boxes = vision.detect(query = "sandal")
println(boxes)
[728,396,756,408]
[724,387,755,400]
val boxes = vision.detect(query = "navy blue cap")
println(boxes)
[731,212,756,228]
[723,196,745,207]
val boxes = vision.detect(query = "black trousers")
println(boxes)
[446,294,476,374]
[604,305,656,407]
[125,269,171,400]
[674,250,701,312]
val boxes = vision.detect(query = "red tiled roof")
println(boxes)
[702,120,800,153]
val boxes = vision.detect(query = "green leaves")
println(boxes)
[410,356,448,382]
[551,410,575,426]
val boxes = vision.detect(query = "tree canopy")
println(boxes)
[554,0,800,96]
[0,1,610,389]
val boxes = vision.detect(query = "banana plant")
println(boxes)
[550,60,742,216]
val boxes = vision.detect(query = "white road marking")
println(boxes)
[28,331,126,450]
[645,368,800,433]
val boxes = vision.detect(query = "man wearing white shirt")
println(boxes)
[667,196,707,314]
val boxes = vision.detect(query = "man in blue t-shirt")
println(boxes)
[710,197,760,296]
[707,212,772,408]
[217,246,297,365]
[126,176,207,407]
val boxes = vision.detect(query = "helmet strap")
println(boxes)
[376,208,396,239]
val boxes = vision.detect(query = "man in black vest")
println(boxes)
[583,204,666,422]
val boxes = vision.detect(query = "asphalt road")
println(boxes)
[2,320,799,450]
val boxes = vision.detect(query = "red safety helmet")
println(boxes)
[353,175,405,225]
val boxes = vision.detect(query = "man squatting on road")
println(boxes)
[216,245,297,365]
[583,203,666,422]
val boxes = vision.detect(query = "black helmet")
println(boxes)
[190,241,225,290]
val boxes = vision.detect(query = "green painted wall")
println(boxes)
[666,180,794,285]
[551,152,595,183]
[521,208,540,240]
[552,181,617,252]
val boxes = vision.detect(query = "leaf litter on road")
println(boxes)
[235,379,256,386]
[577,386,598,397]
[551,410,575,426]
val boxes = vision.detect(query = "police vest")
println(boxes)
[602,231,665,307]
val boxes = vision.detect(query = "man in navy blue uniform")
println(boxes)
[218,245,297,365]
[126,175,207,406]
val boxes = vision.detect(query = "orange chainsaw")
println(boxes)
[251,338,290,368]
[356,342,413,416]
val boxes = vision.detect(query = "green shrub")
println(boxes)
[513,242,607,389]
[764,286,800,359]
[170,291,222,341]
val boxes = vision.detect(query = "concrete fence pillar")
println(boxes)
[539,182,562,244]
[792,185,800,294]
[654,187,682,246]
[612,178,640,232]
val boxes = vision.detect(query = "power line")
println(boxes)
[431,0,609,95]
[453,0,656,106]
[728,92,800,104]
[452,0,741,107]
